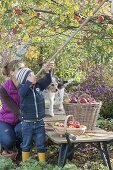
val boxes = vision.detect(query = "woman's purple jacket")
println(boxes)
[0,79,20,125]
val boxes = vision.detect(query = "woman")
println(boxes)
[0,60,22,158]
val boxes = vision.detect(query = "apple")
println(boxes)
[75,124,80,128]
[15,9,22,15]
[74,121,80,128]
[37,12,41,17]
[64,97,71,103]
[83,36,88,41]
[11,28,17,34]
[59,123,64,127]
[90,98,96,103]
[79,97,87,103]
[68,125,74,128]
[86,98,91,102]
[68,121,73,126]
[98,15,104,23]
[54,122,60,126]
[74,15,81,21]
[70,96,77,103]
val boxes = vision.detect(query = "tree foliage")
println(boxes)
[0,0,113,80]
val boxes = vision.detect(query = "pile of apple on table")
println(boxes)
[64,94,96,104]
[54,120,81,128]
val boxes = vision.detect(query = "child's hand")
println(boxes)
[43,60,55,73]
[27,72,36,84]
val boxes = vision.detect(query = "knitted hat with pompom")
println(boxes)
[16,67,31,84]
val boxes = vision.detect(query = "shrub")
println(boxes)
[0,156,110,170]
[84,161,109,170]
[16,158,55,170]
[63,163,81,170]
[78,65,113,118]
[98,116,113,131]
[15,158,81,170]
[0,156,15,170]
[99,101,113,118]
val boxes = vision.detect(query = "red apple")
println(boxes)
[79,97,87,103]
[74,15,81,21]
[74,122,80,128]
[83,36,88,41]
[15,9,22,15]
[12,28,17,34]
[70,96,78,103]
[37,12,41,17]
[86,98,91,102]
[98,15,104,23]
[73,121,80,128]
[90,98,96,103]
[68,121,74,126]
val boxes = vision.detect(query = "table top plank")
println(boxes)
[44,108,66,122]
[46,130,113,144]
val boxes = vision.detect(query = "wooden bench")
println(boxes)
[46,129,113,170]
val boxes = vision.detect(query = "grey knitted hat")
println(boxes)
[16,67,32,84]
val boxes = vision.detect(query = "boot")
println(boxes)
[2,150,17,160]
[22,151,30,161]
[38,152,46,162]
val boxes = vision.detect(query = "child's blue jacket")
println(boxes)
[18,73,51,121]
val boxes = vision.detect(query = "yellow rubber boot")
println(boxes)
[22,151,30,161]
[38,152,46,162]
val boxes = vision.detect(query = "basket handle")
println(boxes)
[64,91,86,98]
[74,91,86,97]
[64,115,75,132]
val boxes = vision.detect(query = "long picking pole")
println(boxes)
[36,0,107,77]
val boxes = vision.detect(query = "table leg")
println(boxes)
[98,142,112,170]
[0,144,2,155]
[66,144,75,161]
[57,144,69,167]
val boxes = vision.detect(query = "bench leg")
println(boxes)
[99,142,112,170]
[66,144,74,161]
[58,144,69,167]
[0,144,2,154]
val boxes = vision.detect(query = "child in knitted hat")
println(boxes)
[16,62,54,162]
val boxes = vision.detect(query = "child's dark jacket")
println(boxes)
[18,73,51,121]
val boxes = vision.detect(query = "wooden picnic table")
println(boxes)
[46,129,113,170]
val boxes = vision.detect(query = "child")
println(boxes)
[16,64,53,162]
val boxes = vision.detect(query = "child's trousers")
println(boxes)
[21,119,46,153]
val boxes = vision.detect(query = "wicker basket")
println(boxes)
[53,115,87,136]
[63,93,102,130]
